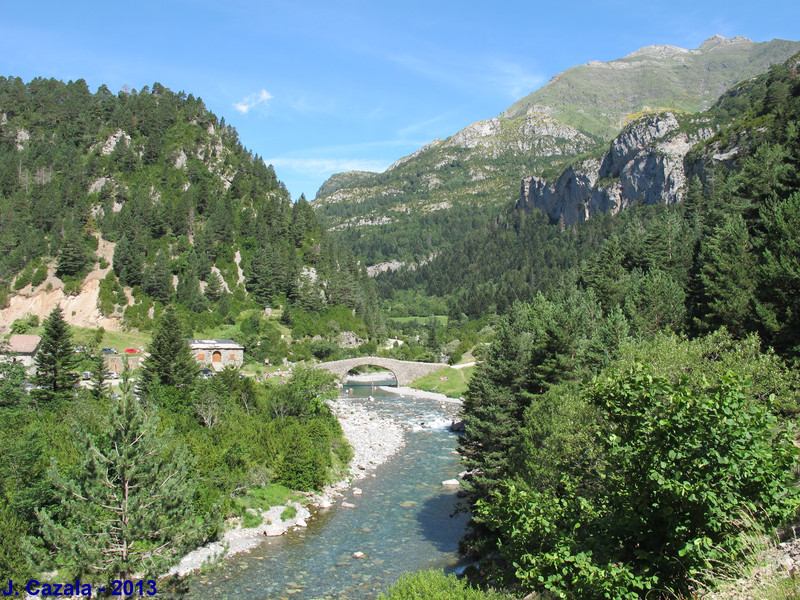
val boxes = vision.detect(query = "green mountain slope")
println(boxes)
[0,78,382,338]
[503,35,800,139]
[313,35,800,270]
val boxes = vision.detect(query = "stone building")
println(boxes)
[1,334,41,372]
[188,339,245,371]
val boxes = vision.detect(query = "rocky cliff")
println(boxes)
[517,112,718,225]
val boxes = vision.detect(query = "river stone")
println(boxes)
[353,551,366,559]
[442,479,460,486]
[341,501,357,508]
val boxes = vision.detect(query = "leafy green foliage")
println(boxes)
[376,570,511,600]
[467,330,800,599]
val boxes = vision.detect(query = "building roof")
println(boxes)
[7,334,42,354]
[188,339,244,350]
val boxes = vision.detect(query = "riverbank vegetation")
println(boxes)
[0,305,351,585]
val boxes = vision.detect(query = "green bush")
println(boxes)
[241,511,263,528]
[13,265,33,290]
[62,277,83,296]
[30,264,48,288]
[275,421,328,491]
[0,502,34,582]
[377,570,510,600]
[478,364,800,599]
[10,314,39,334]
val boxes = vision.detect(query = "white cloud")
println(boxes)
[486,60,547,100]
[233,89,273,114]
[265,157,391,176]
[390,53,545,100]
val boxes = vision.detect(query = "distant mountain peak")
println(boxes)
[698,34,752,50]
[622,44,691,60]
[619,35,752,61]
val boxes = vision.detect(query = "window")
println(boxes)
[230,353,235,360]
[198,353,205,361]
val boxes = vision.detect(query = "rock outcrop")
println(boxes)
[517,112,716,225]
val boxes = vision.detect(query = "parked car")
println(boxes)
[102,347,118,355]
[82,371,92,380]
[104,371,119,380]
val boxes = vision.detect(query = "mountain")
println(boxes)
[502,34,800,139]
[0,78,382,337]
[375,51,800,339]
[313,36,800,271]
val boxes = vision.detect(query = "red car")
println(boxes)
[124,348,139,354]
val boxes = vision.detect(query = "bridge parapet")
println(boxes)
[314,357,446,387]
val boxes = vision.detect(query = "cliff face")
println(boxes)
[517,112,716,225]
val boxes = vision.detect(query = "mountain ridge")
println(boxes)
[313,36,800,271]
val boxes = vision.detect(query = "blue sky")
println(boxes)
[1,1,798,200]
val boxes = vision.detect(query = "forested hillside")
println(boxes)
[430,55,800,599]
[0,77,383,339]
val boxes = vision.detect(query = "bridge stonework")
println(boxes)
[314,357,447,387]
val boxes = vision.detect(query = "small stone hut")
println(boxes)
[2,334,41,372]
[188,339,245,371]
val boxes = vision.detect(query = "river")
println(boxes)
[189,378,469,599]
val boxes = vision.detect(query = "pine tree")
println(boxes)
[0,341,27,409]
[203,271,223,302]
[139,306,197,395]
[56,221,90,278]
[112,235,143,288]
[34,305,78,405]
[29,385,208,581]
[176,252,204,312]
[699,213,758,337]
[459,302,538,504]
[245,246,279,305]
[143,251,172,304]
[91,353,108,401]
[757,191,800,355]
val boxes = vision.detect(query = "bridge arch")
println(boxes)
[315,357,446,387]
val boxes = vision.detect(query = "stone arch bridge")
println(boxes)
[314,357,447,387]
